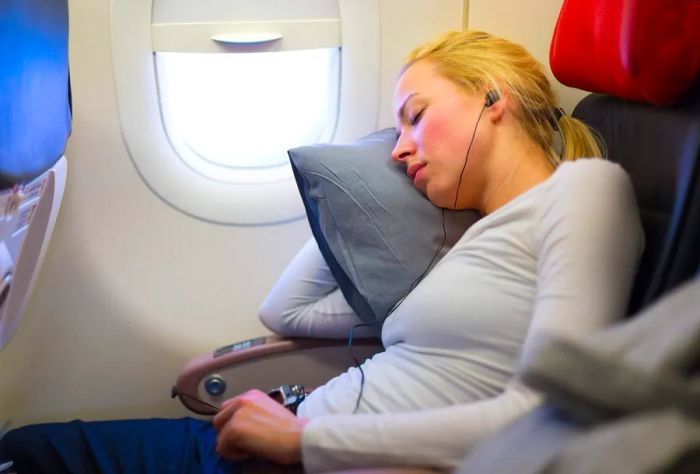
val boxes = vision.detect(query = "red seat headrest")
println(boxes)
[550,0,700,106]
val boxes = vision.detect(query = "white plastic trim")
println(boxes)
[0,157,66,350]
[153,0,340,24]
[153,19,340,53]
[110,0,381,225]
[333,0,381,143]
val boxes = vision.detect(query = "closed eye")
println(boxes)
[410,109,425,126]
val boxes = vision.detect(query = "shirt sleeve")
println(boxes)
[302,381,541,472]
[520,160,644,361]
[258,238,376,339]
[299,159,645,472]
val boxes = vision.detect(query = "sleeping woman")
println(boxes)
[1,30,644,473]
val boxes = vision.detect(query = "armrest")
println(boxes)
[173,335,384,415]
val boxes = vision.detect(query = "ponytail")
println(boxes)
[556,115,606,162]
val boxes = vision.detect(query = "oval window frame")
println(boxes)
[111,0,381,225]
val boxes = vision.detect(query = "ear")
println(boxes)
[487,91,507,123]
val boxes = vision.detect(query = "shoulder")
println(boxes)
[552,158,630,187]
[550,158,633,194]
[536,158,641,245]
[543,158,636,211]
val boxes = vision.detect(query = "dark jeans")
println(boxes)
[0,417,238,474]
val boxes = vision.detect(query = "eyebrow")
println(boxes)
[396,93,419,134]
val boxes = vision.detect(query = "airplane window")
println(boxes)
[110,0,391,224]
[155,48,340,184]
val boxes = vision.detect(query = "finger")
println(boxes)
[220,397,237,410]
[212,398,241,432]
[214,389,269,430]
[217,389,262,415]
[213,390,263,432]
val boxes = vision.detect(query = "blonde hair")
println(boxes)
[405,31,605,167]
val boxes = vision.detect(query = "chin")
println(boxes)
[425,189,453,209]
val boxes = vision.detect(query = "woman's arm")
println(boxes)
[212,383,540,471]
[522,160,644,352]
[259,238,376,339]
[301,381,540,472]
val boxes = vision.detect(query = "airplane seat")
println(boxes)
[574,88,700,317]
[454,2,700,472]
[174,0,700,421]
[553,0,700,316]
[0,0,71,351]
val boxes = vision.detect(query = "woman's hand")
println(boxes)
[212,389,310,465]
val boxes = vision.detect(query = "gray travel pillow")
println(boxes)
[288,129,479,326]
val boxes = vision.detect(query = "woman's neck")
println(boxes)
[480,132,554,215]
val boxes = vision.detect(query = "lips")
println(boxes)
[406,162,426,182]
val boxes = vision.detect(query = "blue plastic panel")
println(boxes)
[0,0,71,189]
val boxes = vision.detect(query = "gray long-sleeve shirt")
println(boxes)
[259,159,644,472]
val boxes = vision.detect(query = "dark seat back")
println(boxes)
[550,0,700,315]
[573,85,700,315]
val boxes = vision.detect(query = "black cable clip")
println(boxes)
[267,384,307,415]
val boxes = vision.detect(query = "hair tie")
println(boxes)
[551,107,566,157]
[554,107,565,121]
[548,107,566,131]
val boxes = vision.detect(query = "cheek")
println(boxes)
[419,114,465,165]
[420,116,449,147]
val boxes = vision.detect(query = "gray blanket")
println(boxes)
[459,278,700,474]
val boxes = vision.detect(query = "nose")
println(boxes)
[391,132,416,163]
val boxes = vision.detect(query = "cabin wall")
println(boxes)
[468,0,588,112]
[0,0,311,425]
[1,0,589,427]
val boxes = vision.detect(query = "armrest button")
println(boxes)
[204,376,227,396]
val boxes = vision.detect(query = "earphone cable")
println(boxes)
[347,321,382,414]
[349,102,489,415]
[172,390,221,414]
[454,104,487,209]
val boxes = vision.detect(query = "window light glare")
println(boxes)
[156,48,339,180]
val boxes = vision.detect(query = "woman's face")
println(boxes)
[392,60,491,209]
